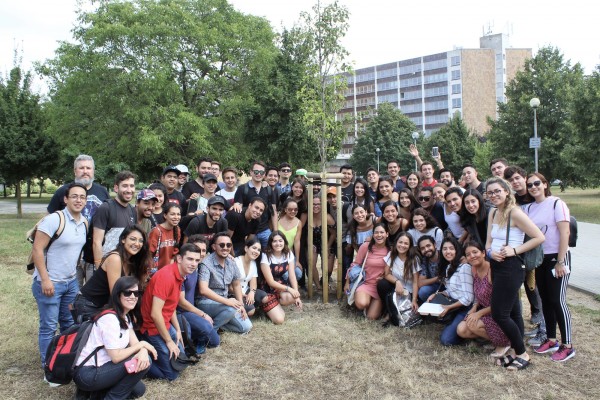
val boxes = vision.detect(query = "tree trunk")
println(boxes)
[26,179,31,198]
[39,178,44,198]
[16,181,22,219]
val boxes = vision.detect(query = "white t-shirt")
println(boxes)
[77,313,131,367]
[260,253,295,268]
[216,188,237,207]
[234,256,258,293]
[445,209,465,239]
[383,252,422,293]
[407,227,443,250]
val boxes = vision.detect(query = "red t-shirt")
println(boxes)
[141,262,183,336]
[421,179,438,187]
[149,225,180,269]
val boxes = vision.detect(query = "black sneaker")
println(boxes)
[527,331,547,347]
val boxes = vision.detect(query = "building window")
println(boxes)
[451,56,460,66]
[451,70,460,80]
[452,84,461,94]
[452,98,462,108]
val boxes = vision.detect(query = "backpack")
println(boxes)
[44,309,115,385]
[26,211,89,275]
[553,199,578,247]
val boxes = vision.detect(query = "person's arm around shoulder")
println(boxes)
[510,207,545,255]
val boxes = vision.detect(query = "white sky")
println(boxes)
[2,0,599,93]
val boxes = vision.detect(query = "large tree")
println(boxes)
[0,65,59,217]
[40,0,277,181]
[350,103,416,176]
[487,47,585,185]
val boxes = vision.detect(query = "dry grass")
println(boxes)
[2,215,600,400]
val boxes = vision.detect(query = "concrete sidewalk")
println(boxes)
[569,221,599,296]
[0,201,47,214]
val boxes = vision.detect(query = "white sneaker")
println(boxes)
[43,376,62,388]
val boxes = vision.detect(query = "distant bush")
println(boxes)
[45,183,58,194]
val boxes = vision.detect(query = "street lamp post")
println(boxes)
[376,148,380,172]
[530,98,540,173]
[411,131,420,172]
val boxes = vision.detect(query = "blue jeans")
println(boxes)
[282,266,303,282]
[440,307,469,346]
[418,283,440,304]
[178,312,220,351]
[256,228,272,250]
[32,278,78,366]
[196,298,252,333]
[143,326,185,381]
[74,357,148,400]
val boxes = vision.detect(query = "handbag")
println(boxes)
[347,252,368,306]
[386,292,422,328]
[507,210,543,271]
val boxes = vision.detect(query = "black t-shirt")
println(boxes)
[225,209,260,255]
[181,180,204,200]
[91,199,136,261]
[341,183,354,203]
[184,214,228,243]
[234,182,278,232]
[429,202,448,231]
[515,192,533,206]
[167,190,187,215]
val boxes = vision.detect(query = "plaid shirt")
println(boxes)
[443,263,474,307]
[198,252,240,299]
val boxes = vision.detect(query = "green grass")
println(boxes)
[558,187,600,224]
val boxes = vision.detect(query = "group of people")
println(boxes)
[31,149,575,397]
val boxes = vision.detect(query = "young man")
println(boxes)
[443,187,466,241]
[177,236,220,354]
[184,195,228,243]
[215,167,238,208]
[420,162,438,187]
[47,155,110,286]
[276,162,293,194]
[211,160,226,190]
[339,164,354,202]
[365,167,379,202]
[462,164,484,194]
[438,168,463,191]
[175,164,190,192]
[226,197,265,256]
[182,157,213,200]
[141,243,202,380]
[504,165,531,206]
[490,158,508,178]
[408,143,444,182]
[32,183,88,380]
[197,233,251,333]
[265,166,280,190]
[135,188,157,235]
[416,186,448,231]
[231,161,278,248]
[92,171,137,265]
[161,165,187,213]
[416,235,441,303]
[189,173,219,215]
[386,160,405,191]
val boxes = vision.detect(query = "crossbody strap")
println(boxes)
[505,209,512,246]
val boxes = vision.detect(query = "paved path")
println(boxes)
[0,200,47,215]
[569,222,600,296]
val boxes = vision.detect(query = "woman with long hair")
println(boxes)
[344,223,391,320]
[148,182,168,225]
[459,189,490,247]
[378,232,421,320]
[350,178,374,216]
[375,177,399,216]
[75,225,152,322]
[304,196,336,291]
[398,188,420,221]
[485,177,544,370]
[525,172,575,362]
[457,241,510,357]
[426,237,473,346]
[346,204,376,255]
[432,183,448,203]
[73,276,157,399]
[407,208,443,250]
[406,171,422,196]
[278,198,303,276]
[148,203,182,273]
[259,231,302,323]
[377,200,409,245]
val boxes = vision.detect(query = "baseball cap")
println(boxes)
[327,186,337,196]
[162,165,181,176]
[175,164,189,175]
[295,168,307,177]
[207,195,227,209]
[137,188,157,201]
[203,173,218,182]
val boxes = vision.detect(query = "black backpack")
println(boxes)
[44,310,115,385]
[554,199,578,247]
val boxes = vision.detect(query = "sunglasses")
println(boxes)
[252,170,266,175]
[418,196,431,202]
[280,168,291,173]
[122,290,141,298]
[527,180,542,189]
[217,242,233,249]
[485,189,503,197]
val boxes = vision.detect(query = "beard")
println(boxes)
[75,177,94,187]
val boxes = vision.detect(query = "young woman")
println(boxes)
[377,200,409,245]
[148,182,168,225]
[457,241,510,357]
[407,208,443,250]
[234,238,262,317]
[149,203,182,272]
[305,196,336,291]
[344,223,390,320]
[485,177,544,371]
[426,237,473,346]
[432,183,448,203]
[73,276,157,399]
[346,204,376,255]
[406,171,422,196]
[75,226,152,322]
[460,189,490,247]
[525,172,575,362]
[378,232,421,320]
[259,231,302,323]
[278,198,303,276]
[398,188,420,221]
[375,178,399,216]
[281,178,308,224]
[350,178,374,216]
[215,166,238,208]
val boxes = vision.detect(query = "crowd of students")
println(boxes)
[32,151,575,397]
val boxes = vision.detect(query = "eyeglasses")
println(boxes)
[418,196,431,202]
[526,180,542,189]
[68,195,87,200]
[280,168,291,173]
[121,290,141,298]
[486,189,504,197]
[217,242,233,249]
[252,170,266,175]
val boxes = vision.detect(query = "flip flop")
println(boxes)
[506,357,530,371]
[496,354,515,367]
[491,346,511,358]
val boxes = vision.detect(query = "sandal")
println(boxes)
[496,354,515,367]
[491,346,511,358]
[506,357,530,371]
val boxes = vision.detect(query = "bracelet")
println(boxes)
[557,260,566,266]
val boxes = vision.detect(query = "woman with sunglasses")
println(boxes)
[278,198,304,278]
[485,177,544,370]
[524,173,575,362]
[73,276,157,399]
[74,226,152,322]
[259,231,302,322]
[398,188,420,221]
[459,189,490,247]
[149,203,182,273]
[407,208,443,250]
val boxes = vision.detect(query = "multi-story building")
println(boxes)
[336,33,531,160]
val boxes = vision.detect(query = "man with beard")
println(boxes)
[92,171,137,266]
[47,155,109,286]
[416,235,441,303]
[226,197,265,256]
[182,157,213,200]
[416,186,448,231]
[438,168,464,192]
[136,189,158,235]
[184,196,228,243]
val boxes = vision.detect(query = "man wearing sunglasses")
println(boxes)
[416,187,448,231]
[196,233,252,334]
[277,162,293,194]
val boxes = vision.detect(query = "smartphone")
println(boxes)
[125,358,138,374]
[432,147,439,158]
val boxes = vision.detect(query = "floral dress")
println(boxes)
[473,271,510,347]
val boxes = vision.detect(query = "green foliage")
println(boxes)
[350,103,417,175]
[422,114,477,177]
[40,0,277,182]
[472,140,493,180]
[487,47,586,185]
